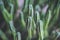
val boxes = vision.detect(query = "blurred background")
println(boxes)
[0,0,60,40]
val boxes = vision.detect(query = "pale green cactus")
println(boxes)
[0,0,60,40]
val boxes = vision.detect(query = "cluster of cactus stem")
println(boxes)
[0,0,60,40]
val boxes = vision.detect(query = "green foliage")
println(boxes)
[0,0,60,40]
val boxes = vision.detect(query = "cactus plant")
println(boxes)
[0,0,60,40]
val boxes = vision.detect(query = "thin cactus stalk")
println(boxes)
[0,0,60,40]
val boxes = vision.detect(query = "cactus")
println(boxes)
[0,0,60,40]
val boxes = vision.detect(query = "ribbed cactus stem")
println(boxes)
[17,32,21,40]
[29,4,34,18]
[27,16,33,40]
[35,11,40,23]
[20,11,26,27]
[9,21,16,40]
[45,10,51,37]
